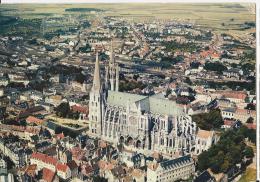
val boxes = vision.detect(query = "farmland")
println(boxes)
[0,3,255,36]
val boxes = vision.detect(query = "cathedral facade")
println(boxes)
[88,43,198,156]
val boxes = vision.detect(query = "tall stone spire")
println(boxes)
[92,51,101,91]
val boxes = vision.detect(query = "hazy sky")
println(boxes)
[1,0,256,3]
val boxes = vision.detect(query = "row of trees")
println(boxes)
[146,56,184,69]
[207,80,255,93]
[48,64,83,76]
[119,80,146,92]
[204,62,227,74]
[192,109,223,130]
[65,8,103,12]
[55,102,80,120]
[162,40,198,53]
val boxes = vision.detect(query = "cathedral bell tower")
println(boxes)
[105,39,120,91]
[89,51,103,135]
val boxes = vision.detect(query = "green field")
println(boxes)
[238,167,256,182]
[0,3,255,40]
[0,3,255,37]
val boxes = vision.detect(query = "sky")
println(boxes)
[1,0,257,3]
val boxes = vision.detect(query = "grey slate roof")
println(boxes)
[160,155,192,170]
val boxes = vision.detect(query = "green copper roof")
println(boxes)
[107,91,184,116]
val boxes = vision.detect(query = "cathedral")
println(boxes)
[88,42,198,156]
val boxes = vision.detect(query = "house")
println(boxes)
[195,130,218,155]
[223,91,247,104]
[58,149,72,164]
[81,162,94,176]
[194,170,216,182]
[0,159,7,175]
[56,163,71,180]
[221,119,241,130]
[234,109,256,123]
[31,152,72,180]
[30,152,57,172]
[30,91,44,102]
[221,108,236,120]
[110,165,128,181]
[41,167,56,182]
[0,77,9,86]
[17,106,46,120]
[26,116,44,125]
[147,155,195,182]
[68,160,78,178]
[71,105,89,121]
[25,164,37,178]
[130,168,146,182]
[45,95,63,107]
[50,74,61,83]
[221,108,256,123]
[120,150,144,168]
[223,68,243,79]
[216,98,236,109]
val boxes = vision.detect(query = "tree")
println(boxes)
[93,176,108,182]
[185,77,192,85]
[133,74,139,81]
[197,127,255,174]
[245,103,255,110]
[55,102,70,118]
[246,117,254,124]
[204,62,227,74]
[192,109,223,130]
[165,88,172,97]
[75,73,85,84]
[243,146,254,158]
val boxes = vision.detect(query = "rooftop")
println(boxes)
[160,155,192,170]
[107,90,184,116]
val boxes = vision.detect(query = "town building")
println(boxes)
[194,130,218,155]
[147,155,195,182]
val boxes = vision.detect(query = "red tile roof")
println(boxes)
[56,163,69,173]
[197,130,213,139]
[42,168,55,182]
[211,52,220,59]
[67,160,78,170]
[25,164,37,177]
[71,105,89,114]
[224,119,236,126]
[82,163,94,174]
[235,109,256,116]
[55,132,65,139]
[31,152,58,166]
[26,116,44,125]
[224,92,247,100]
[200,50,213,58]
[245,123,256,129]
[71,147,86,160]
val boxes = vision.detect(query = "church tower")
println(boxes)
[105,39,120,91]
[89,52,103,135]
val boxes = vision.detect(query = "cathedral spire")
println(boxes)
[115,65,119,91]
[92,51,101,91]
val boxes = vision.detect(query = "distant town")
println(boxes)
[0,3,256,182]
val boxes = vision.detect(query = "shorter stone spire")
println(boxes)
[110,39,115,65]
